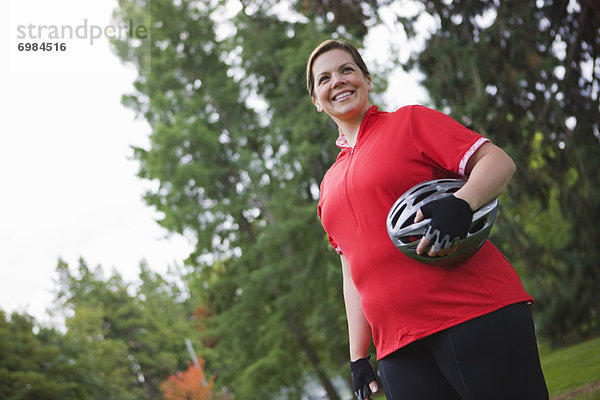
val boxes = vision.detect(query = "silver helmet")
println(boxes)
[386,179,498,266]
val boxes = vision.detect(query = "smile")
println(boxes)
[332,91,353,102]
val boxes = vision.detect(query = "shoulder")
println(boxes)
[386,104,442,124]
[392,104,443,118]
[391,104,433,114]
[395,105,469,134]
[370,105,437,131]
[365,104,435,122]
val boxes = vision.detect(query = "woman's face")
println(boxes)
[311,49,372,123]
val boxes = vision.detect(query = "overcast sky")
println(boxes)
[0,0,428,327]
[1,0,194,326]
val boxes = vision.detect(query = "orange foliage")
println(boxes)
[161,358,215,400]
[194,306,219,348]
[193,306,213,322]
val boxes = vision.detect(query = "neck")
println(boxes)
[339,124,360,147]
[334,105,371,147]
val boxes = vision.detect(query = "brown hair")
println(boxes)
[306,39,370,98]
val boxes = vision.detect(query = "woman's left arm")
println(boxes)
[453,142,516,211]
[415,141,516,257]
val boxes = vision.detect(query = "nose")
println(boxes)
[330,72,347,88]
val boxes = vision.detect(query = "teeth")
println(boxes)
[334,91,352,101]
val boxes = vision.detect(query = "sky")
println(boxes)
[0,0,194,326]
[0,0,428,327]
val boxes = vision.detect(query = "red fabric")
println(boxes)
[317,105,533,360]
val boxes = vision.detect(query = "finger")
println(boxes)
[427,244,439,258]
[358,384,372,400]
[416,236,430,255]
[436,242,453,257]
[358,387,371,400]
[446,243,459,255]
[427,237,444,257]
[414,208,424,223]
[369,381,379,393]
[430,236,463,257]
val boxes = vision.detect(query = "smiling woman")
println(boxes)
[306,41,372,146]
[307,39,549,400]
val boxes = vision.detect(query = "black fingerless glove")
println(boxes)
[350,357,376,400]
[420,195,473,252]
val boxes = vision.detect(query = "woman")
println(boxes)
[307,39,549,400]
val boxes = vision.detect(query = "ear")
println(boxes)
[312,97,323,112]
[367,76,373,93]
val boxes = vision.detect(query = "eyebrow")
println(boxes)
[316,62,356,81]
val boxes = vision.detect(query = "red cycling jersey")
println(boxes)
[318,105,533,360]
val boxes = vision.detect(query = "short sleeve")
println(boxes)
[407,106,490,177]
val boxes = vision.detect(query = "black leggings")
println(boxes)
[378,303,549,400]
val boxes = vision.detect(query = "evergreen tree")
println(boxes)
[53,258,199,399]
[109,0,392,397]
[0,310,82,399]
[404,0,600,344]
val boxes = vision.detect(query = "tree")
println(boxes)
[0,310,83,399]
[53,258,200,399]
[54,258,147,399]
[134,264,203,398]
[403,0,600,344]
[109,0,393,397]
[161,359,215,400]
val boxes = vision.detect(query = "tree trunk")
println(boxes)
[286,312,342,400]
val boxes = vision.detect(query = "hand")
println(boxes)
[415,195,473,257]
[350,357,379,400]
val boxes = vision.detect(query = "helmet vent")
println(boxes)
[390,204,406,227]
[401,212,418,229]
[469,219,485,234]
[409,184,428,195]
[399,236,421,246]
[414,190,437,204]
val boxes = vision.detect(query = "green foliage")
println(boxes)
[7,3,598,398]
[0,311,82,399]
[408,0,600,344]
[108,0,389,397]
[107,0,600,396]
[1,258,204,400]
[52,258,200,400]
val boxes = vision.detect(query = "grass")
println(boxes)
[540,336,600,399]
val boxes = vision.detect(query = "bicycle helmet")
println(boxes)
[386,178,498,266]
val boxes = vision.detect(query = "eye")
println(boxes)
[318,75,329,85]
[343,66,355,73]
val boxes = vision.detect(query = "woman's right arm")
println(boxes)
[341,254,372,361]
[342,254,379,398]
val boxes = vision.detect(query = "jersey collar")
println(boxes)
[335,105,379,149]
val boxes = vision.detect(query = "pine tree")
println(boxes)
[405,0,600,344]
[53,258,199,399]
[109,0,389,397]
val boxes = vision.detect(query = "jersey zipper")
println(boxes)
[343,148,359,229]
[341,106,373,230]
[344,120,368,230]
